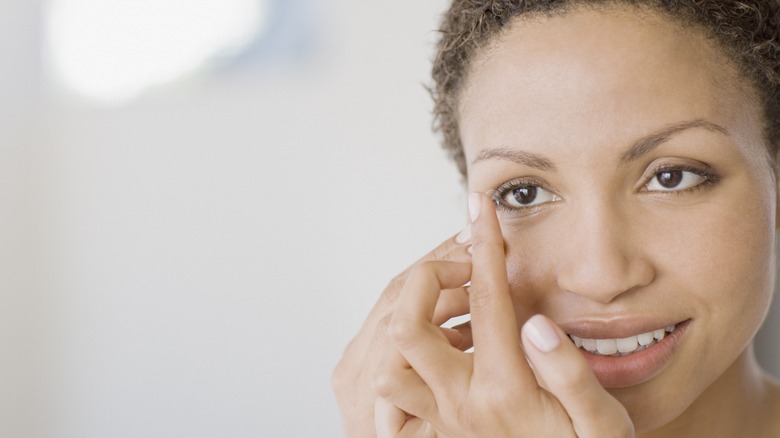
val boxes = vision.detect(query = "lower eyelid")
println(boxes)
[494,202,557,217]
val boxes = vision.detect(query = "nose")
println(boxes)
[556,200,655,304]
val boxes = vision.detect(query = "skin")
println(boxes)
[333,5,780,437]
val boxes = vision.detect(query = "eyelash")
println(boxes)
[642,163,719,194]
[491,177,559,214]
[491,164,719,213]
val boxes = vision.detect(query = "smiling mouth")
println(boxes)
[568,324,678,357]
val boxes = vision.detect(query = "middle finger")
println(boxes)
[390,260,472,388]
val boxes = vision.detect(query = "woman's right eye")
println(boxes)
[494,183,559,210]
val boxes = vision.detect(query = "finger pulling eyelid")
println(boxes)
[485,189,502,207]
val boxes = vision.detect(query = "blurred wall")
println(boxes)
[1,1,778,437]
[1,0,462,436]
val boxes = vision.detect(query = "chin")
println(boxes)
[607,378,701,434]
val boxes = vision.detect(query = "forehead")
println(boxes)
[458,6,758,166]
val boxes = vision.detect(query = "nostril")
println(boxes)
[556,254,654,304]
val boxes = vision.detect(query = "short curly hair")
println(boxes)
[431,0,780,177]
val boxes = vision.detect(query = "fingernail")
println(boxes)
[455,226,472,244]
[468,193,481,222]
[524,315,560,353]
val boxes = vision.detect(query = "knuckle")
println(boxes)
[380,274,406,306]
[430,239,458,260]
[331,337,372,394]
[374,314,392,343]
[428,247,449,262]
[421,420,439,438]
[331,358,352,394]
[466,284,493,309]
[372,365,399,399]
[553,362,598,401]
[470,233,502,253]
[388,316,423,348]
[409,261,437,280]
[480,386,518,410]
[405,262,441,291]
[377,313,392,332]
[561,363,591,388]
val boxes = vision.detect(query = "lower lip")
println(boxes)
[576,320,690,388]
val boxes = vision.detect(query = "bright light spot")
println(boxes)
[45,0,268,103]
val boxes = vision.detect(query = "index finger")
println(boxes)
[467,193,530,380]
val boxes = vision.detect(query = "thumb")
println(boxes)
[521,315,635,438]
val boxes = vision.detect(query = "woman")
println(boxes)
[333,0,780,436]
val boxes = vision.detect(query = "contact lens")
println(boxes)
[486,190,501,207]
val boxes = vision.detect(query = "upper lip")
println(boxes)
[558,317,689,339]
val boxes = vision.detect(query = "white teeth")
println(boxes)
[637,332,654,346]
[582,338,597,353]
[616,336,638,353]
[568,324,677,356]
[596,339,617,355]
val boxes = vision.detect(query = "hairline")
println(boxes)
[443,1,776,180]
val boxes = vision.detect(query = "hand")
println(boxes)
[332,228,474,437]
[374,193,634,437]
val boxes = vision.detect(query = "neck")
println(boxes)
[639,345,780,438]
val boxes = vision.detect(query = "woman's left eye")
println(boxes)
[645,169,707,192]
[496,184,559,209]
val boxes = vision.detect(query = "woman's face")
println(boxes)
[459,6,777,432]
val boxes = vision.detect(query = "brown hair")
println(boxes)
[431,0,780,177]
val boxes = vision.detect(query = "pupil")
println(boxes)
[657,170,683,188]
[512,186,537,204]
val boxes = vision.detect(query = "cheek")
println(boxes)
[654,194,775,331]
[501,219,568,320]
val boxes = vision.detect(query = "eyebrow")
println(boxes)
[470,119,729,170]
[619,119,728,164]
[471,148,557,171]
